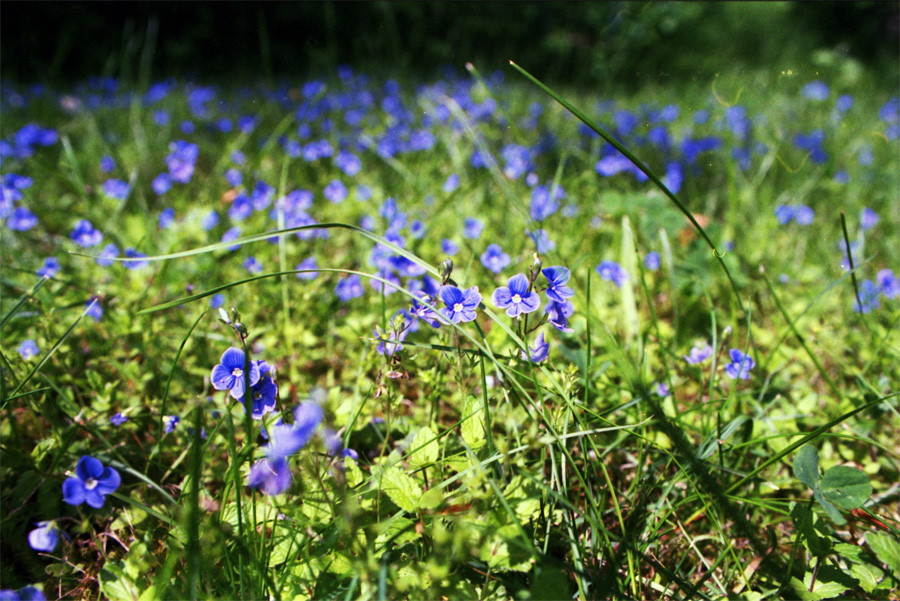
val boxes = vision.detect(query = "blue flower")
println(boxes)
[243,256,263,274]
[852,280,881,314]
[0,586,46,601]
[410,220,426,239]
[242,360,278,419]
[334,150,361,176]
[596,261,628,287]
[545,299,574,333]
[224,168,242,188]
[542,266,574,303]
[335,274,364,302]
[836,95,853,112]
[28,521,59,552]
[99,155,116,173]
[248,401,324,495]
[521,332,549,363]
[443,173,459,193]
[877,269,899,299]
[110,412,127,426]
[463,217,483,239]
[97,243,119,267]
[222,226,242,251]
[860,208,879,230]
[228,194,252,221]
[158,207,175,230]
[209,293,225,308]
[724,349,755,380]
[439,285,481,324]
[62,455,121,508]
[645,252,661,271]
[102,179,130,201]
[166,140,199,183]
[251,181,275,211]
[480,244,510,274]
[152,173,172,195]
[324,179,348,204]
[71,220,103,247]
[684,342,712,365]
[529,185,560,221]
[7,207,38,231]
[441,239,459,255]
[163,415,179,433]
[210,347,261,400]
[409,293,442,328]
[201,210,219,231]
[654,382,670,397]
[295,257,318,280]
[528,229,555,253]
[123,248,149,270]
[36,257,60,278]
[247,457,292,496]
[17,339,39,360]
[801,80,829,101]
[794,205,814,225]
[492,273,541,318]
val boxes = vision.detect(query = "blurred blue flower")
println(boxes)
[295,257,318,280]
[110,412,127,426]
[180,120,195,134]
[463,217,483,239]
[158,207,175,229]
[123,248,149,270]
[248,401,324,495]
[794,205,814,225]
[243,256,263,274]
[201,210,219,231]
[28,521,59,552]
[835,95,853,112]
[410,292,442,328]
[663,161,683,194]
[774,205,794,225]
[356,185,372,201]
[36,257,60,278]
[334,150,361,176]
[209,293,225,308]
[228,195,252,221]
[85,297,103,321]
[492,273,541,317]
[94,243,118,267]
[654,382,670,397]
[801,80,829,101]
[684,342,712,365]
[528,229,555,253]
[231,150,246,165]
[480,244,510,274]
[441,238,459,255]
[833,170,850,184]
[166,140,199,183]
[210,347,260,400]
[152,173,172,195]
[596,261,627,287]
[443,173,459,193]
[99,155,116,173]
[852,280,881,314]
[724,349,755,380]
[224,168,242,188]
[62,455,121,508]
[103,179,130,201]
[877,269,899,299]
[860,207,879,230]
[251,181,274,211]
[410,220,426,239]
[529,185,560,221]
[7,206,38,231]
[71,220,103,247]
[163,415,179,433]
[0,586,47,601]
[324,179,348,204]
[17,339,39,360]
[645,252,661,271]
[335,274,364,301]
[439,285,481,324]
[521,332,549,363]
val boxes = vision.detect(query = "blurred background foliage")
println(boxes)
[2,2,898,90]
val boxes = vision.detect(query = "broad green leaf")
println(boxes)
[379,465,422,513]
[820,465,872,509]
[418,487,444,510]
[793,445,821,490]
[344,456,364,488]
[409,425,440,467]
[790,503,832,557]
[99,563,140,601]
[849,563,882,593]
[867,532,900,574]
[812,489,846,526]
[461,395,486,449]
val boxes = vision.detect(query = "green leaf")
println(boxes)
[409,426,440,467]
[461,395,486,449]
[867,532,900,575]
[849,563,882,593]
[820,465,872,509]
[790,503,832,557]
[378,465,422,513]
[793,445,821,490]
[418,487,444,510]
[99,563,140,601]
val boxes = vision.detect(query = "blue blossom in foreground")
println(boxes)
[152,173,172,195]
[17,340,39,360]
[158,207,175,229]
[853,280,881,314]
[242,360,278,419]
[596,261,628,288]
[410,293,442,328]
[877,269,899,299]
[248,401,324,495]
[295,256,318,280]
[439,285,481,324]
[97,243,119,267]
[545,299,574,333]
[123,248,149,270]
[251,181,275,211]
[480,244,510,274]
[71,220,103,247]
[463,217,483,239]
[335,274,364,302]
[529,185,559,221]
[724,349,755,380]
[62,455,121,508]
[0,586,46,601]
[247,457,292,496]
[374,322,409,357]
[542,266,574,304]
[645,252,661,271]
[163,415,179,433]
[28,521,59,552]
[521,332,549,363]
[7,207,38,231]
[102,179,130,201]
[85,298,103,322]
[210,347,261,400]
[860,207,879,230]
[684,342,712,365]
[228,194,252,221]
[492,273,541,318]
[36,257,60,278]
[110,412,127,426]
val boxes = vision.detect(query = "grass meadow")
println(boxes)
[1,51,899,600]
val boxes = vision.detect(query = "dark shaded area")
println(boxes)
[1,2,898,88]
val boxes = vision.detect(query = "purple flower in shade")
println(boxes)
[85,297,103,322]
[201,210,219,231]
[492,273,541,318]
[242,360,278,419]
[247,457,292,496]
[521,332,549,363]
[834,170,850,184]
[222,226,242,251]
[295,256,318,280]
[528,229,555,253]
[774,205,794,225]
[794,205,814,225]
[441,238,459,255]
[123,248,148,270]
[96,243,119,267]
[17,339,39,360]
[439,285,482,324]
[335,274,364,302]
[645,252,661,271]
[835,94,853,112]
[210,347,261,400]
[163,415,179,433]
[596,261,628,287]
[860,208,879,230]
[248,401,324,495]
[334,150,361,176]
[356,185,372,201]
[28,521,59,552]
[443,173,459,193]
[243,256,263,274]
[110,412,127,426]
[0,586,47,601]
[99,155,115,173]
[7,206,38,231]
[152,173,172,195]
[480,244,510,274]
[102,179,130,201]
[801,80,829,101]
[36,257,60,278]
[167,140,199,183]
[853,280,881,314]
[209,293,225,309]
[654,382,670,397]
[224,168,242,188]
[410,293,442,328]
[410,220,426,239]
[724,349,755,380]
[684,342,712,365]
[877,269,899,299]
[463,217,483,239]
[228,194,252,221]
[545,299,574,333]
[70,220,103,247]
[251,181,274,211]
[358,215,376,231]
[231,150,246,165]
[529,185,559,221]
[158,207,175,229]
[324,179,348,204]
[62,455,121,508]
[152,110,169,126]
[542,266,574,303]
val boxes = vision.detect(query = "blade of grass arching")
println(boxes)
[0,275,49,329]
[509,61,748,319]
[152,309,208,465]
[760,270,841,400]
